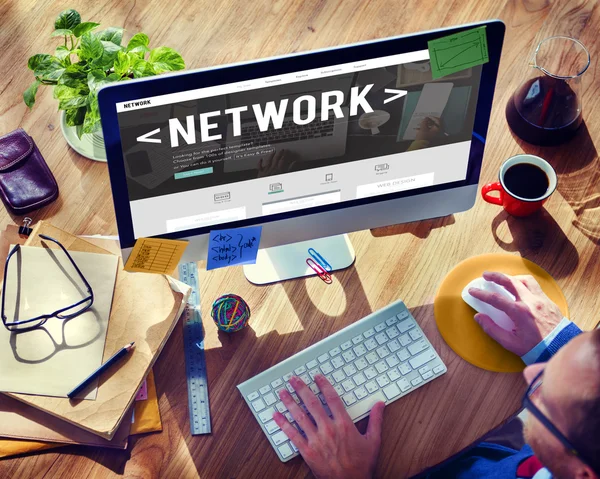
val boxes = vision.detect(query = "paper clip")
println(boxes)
[18,217,33,237]
[308,248,332,272]
[306,258,332,284]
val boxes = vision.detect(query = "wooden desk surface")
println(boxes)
[1,0,599,477]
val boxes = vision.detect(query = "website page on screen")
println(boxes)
[116,49,482,238]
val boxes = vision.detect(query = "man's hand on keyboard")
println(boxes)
[273,374,385,479]
[468,271,563,356]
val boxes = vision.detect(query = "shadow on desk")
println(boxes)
[515,122,600,244]
[491,208,579,278]
[370,215,456,239]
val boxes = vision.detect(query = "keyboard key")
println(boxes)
[386,316,398,326]
[264,393,277,406]
[248,391,260,401]
[300,373,312,385]
[355,385,368,400]
[265,420,281,434]
[387,368,401,382]
[397,310,409,320]
[375,322,386,332]
[342,379,355,392]
[388,339,401,352]
[291,393,301,404]
[376,345,390,358]
[332,370,346,383]
[354,357,368,370]
[275,387,286,397]
[334,384,344,396]
[375,361,389,374]
[339,348,354,361]
[343,364,357,376]
[306,359,318,370]
[276,402,287,413]
[386,355,400,368]
[326,374,335,385]
[383,383,401,400]
[309,383,320,394]
[408,339,429,356]
[418,366,430,374]
[341,341,353,351]
[283,372,293,382]
[399,334,411,346]
[376,375,390,387]
[422,371,434,380]
[309,369,320,380]
[284,412,293,422]
[286,383,295,393]
[375,333,388,345]
[411,377,424,387]
[342,392,357,406]
[272,430,289,446]
[399,363,411,375]
[320,361,334,375]
[366,352,379,364]
[258,407,276,424]
[278,443,294,459]
[271,378,284,389]
[346,391,387,419]
[329,347,341,357]
[353,344,367,357]
[364,366,378,379]
[386,327,400,339]
[252,398,266,412]
[397,318,415,333]
[409,329,423,340]
[365,338,378,351]
[352,335,364,344]
[365,381,378,393]
[332,356,345,369]
[353,372,367,386]
[363,328,376,339]
[318,353,330,363]
[294,365,307,375]
[397,377,411,392]
[433,365,445,374]
[398,349,410,362]
[259,385,271,395]
[409,349,437,369]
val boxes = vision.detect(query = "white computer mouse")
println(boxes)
[461,277,516,331]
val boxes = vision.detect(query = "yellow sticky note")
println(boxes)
[124,238,188,274]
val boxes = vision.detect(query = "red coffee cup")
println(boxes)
[481,154,557,216]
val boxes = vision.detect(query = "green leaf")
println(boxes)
[58,65,88,91]
[54,9,81,30]
[27,53,52,71]
[82,95,101,134]
[23,80,41,108]
[51,29,73,37]
[34,56,65,81]
[93,40,121,68]
[58,95,88,110]
[131,58,156,78]
[80,32,104,60]
[65,106,86,126]
[55,45,71,61]
[113,50,130,76]
[72,21,100,38]
[53,84,82,101]
[148,46,185,73]
[87,70,119,94]
[97,27,124,45]
[126,33,149,52]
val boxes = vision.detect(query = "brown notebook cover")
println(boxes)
[2,221,189,440]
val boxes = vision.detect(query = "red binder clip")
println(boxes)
[306,258,332,284]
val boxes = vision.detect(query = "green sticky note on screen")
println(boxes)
[428,26,489,79]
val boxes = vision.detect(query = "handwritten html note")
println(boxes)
[207,226,262,271]
[124,238,188,274]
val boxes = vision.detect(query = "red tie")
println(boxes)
[517,455,545,478]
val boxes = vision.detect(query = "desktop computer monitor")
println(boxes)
[99,20,504,283]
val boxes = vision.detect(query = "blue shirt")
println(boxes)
[421,319,582,479]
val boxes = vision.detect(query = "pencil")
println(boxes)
[68,342,135,399]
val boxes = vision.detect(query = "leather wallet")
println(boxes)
[0,128,58,215]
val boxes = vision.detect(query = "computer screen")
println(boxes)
[115,49,482,239]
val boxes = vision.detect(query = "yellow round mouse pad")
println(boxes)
[434,253,569,373]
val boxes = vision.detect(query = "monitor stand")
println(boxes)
[243,234,356,285]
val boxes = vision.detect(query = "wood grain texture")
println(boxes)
[1,0,600,477]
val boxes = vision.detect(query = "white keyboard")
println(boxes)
[237,299,447,462]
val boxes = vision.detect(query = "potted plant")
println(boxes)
[23,9,185,162]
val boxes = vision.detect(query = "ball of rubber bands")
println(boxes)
[211,294,251,333]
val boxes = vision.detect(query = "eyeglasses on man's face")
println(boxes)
[1,234,94,333]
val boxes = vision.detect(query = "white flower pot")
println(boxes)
[60,111,107,162]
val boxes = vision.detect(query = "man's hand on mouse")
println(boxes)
[272,374,385,479]
[468,271,563,356]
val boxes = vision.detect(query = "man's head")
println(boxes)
[523,330,600,479]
